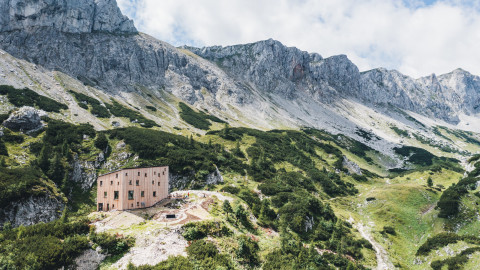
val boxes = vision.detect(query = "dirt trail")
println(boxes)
[349,217,395,270]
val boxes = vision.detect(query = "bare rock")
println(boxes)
[205,166,224,185]
[0,194,65,227]
[0,0,137,34]
[69,154,98,191]
[342,156,362,175]
[71,249,106,270]
[2,106,44,131]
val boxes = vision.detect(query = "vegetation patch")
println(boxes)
[437,160,480,218]
[390,126,409,137]
[106,99,158,128]
[431,247,480,270]
[178,102,225,130]
[182,220,231,241]
[145,105,157,112]
[68,90,111,118]
[108,127,245,185]
[0,85,68,112]
[0,219,90,269]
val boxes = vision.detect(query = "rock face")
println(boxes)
[0,194,64,227]
[0,0,479,128]
[2,106,43,131]
[70,154,98,191]
[187,39,359,102]
[205,166,224,185]
[190,41,480,124]
[0,0,136,34]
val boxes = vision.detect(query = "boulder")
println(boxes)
[2,106,44,131]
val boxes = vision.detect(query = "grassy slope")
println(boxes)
[330,165,480,269]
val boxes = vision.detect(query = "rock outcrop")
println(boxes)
[69,154,99,191]
[2,106,44,131]
[0,194,65,227]
[342,156,362,175]
[0,0,137,34]
[70,249,106,270]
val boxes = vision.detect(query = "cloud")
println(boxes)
[117,0,480,78]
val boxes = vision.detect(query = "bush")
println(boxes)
[381,226,396,236]
[90,230,134,255]
[0,220,90,269]
[352,174,368,182]
[182,221,231,241]
[236,235,260,265]
[126,256,194,270]
[220,185,240,194]
[146,105,157,111]
[2,129,24,143]
[186,240,233,269]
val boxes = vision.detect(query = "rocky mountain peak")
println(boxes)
[0,0,137,34]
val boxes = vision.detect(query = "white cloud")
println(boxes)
[117,0,480,78]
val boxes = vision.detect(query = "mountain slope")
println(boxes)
[1,1,480,269]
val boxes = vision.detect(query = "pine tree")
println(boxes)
[222,200,233,218]
[38,144,51,173]
[427,177,433,187]
[233,140,244,157]
[189,134,194,146]
[94,132,108,151]
[48,153,64,186]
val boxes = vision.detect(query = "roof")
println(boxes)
[98,166,168,177]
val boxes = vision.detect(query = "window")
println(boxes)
[158,182,161,186]
[137,202,139,207]
[104,191,107,198]
[125,173,128,176]
[145,173,147,177]
[153,191,157,197]
[152,180,154,185]
[100,181,103,186]
[129,180,132,185]
[141,191,145,197]
[110,181,113,185]
[131,203,133,207]
[116,174,118,178]
[112,204,114,208]
[163,171,165,175]
[154,171,156,175]
[117,182,119,185]
[138,172,140,176]
[128,190,134,200]
[114,191,119,200]
[136,180,139,186]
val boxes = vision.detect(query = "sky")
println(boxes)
[117,0,480,78]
